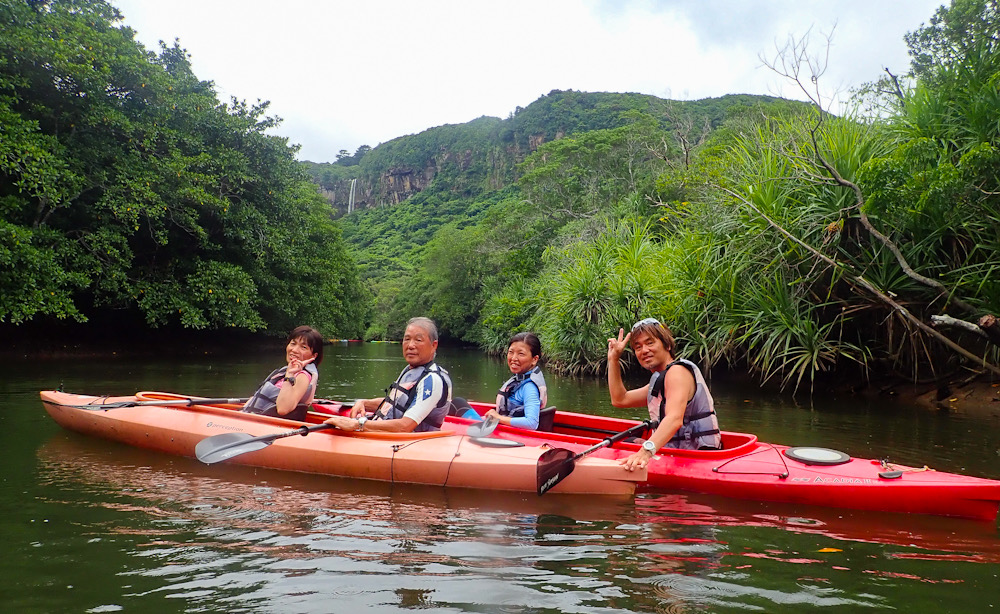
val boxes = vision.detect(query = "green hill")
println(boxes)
[300,90,807,342]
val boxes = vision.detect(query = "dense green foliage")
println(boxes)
[328,0,999,390]
[334,92,791,342]
[499,90,790,151]
[10,0,995,389]
[1,0,367,337]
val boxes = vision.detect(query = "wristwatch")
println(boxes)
[283,375,296,385]
[641,439,658,454]
[356,416,368,431]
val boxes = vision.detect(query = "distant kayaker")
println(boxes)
[325,316,453,433]
[481,332,548,429]
[241,325,323,422]
[607,318,721,471]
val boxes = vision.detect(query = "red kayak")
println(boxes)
[92,391,1000,520]
[434,401,1000,521]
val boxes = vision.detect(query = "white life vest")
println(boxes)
[646,358,720,450]
[376,361,452,432]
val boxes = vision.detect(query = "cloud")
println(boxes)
[111,0,943,162]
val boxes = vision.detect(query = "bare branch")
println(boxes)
[761,29,979,317]
[720,185,1000,376]
[931,314,988,338]
[883,68,906,102]
[760,25,836,113]
[808,133,979,316]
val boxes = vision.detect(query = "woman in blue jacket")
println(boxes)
[483,332,548,430]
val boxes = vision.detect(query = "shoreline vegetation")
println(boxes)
[5,322,997,415]
[3,1,999,404]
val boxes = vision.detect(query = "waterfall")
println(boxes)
[348,178,357,214]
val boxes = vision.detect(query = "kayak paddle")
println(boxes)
[196,423,337,464]
[63,397,250,411]
[467,414,500,438]
[536,420,656,495]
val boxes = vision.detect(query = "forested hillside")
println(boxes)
[1,0,368,339]
[302,91,790,215]
[6,0,998,392]
[306,91,802,342]
[307,0,1000,392]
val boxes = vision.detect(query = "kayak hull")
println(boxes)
[445,403,1000,521]
[39,391,643,496]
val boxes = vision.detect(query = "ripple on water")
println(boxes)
[639,573,887,612]
[28,433,1000,613]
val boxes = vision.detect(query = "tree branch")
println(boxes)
[761,31,978,317]
[931,314,988,338]
[720,185,1000,377]
[883,68,906,102]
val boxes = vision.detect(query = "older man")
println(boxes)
[325,317,452,433]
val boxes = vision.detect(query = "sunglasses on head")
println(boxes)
[631,317,661,331]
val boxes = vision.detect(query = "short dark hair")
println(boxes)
[509,331,542,358]
[289,325,324,366]
[629,319,675,355]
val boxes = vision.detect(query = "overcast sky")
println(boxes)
[110,0,944,163]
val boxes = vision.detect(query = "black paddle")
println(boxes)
[65,397,250,411]
[536,420,656,495]
[195,423,337,464]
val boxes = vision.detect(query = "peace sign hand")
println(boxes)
[607,328,631,362]
[287,356,315,376]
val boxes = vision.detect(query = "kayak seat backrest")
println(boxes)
[537,406,556,432]
[720,432,756,450]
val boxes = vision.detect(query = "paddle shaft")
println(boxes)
[537,420,656,495]
[71,397,250,410]
[142,397,248,406]
[197,423,337,464]
[571,419,656,461]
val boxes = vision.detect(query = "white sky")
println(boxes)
[110,0,944,163]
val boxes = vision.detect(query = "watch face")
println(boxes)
[642,440,656,452]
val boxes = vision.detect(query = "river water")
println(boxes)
[3,341,1000,612]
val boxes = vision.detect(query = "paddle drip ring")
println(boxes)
[782,447,851,466]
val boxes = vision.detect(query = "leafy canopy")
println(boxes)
[0,0,367,336]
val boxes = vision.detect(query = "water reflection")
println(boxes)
[33,432,1000,613]
[12,343,1000,613]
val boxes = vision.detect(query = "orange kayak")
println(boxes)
[39,390,644,496]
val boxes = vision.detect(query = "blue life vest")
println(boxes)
[242,363,319,422]
[495,367,548,418]
[375,362,452,432]
[646,358,720,450]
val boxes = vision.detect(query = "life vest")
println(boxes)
[646,358,720,450]
[495,367,548,417]
[375,361,452,432]
[241,363,319,422]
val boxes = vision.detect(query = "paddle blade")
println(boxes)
[467,414,499,438]
[195,432,272,464]
[536,448,576,495]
